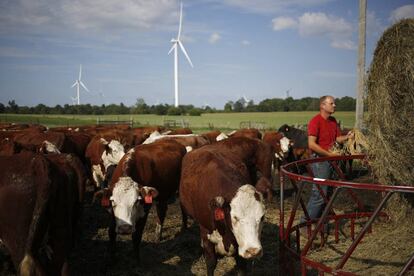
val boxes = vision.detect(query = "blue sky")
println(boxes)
[0,0,413,109]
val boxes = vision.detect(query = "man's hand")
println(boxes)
[346,130,355,140]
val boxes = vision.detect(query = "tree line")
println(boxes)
[0,96,356,116]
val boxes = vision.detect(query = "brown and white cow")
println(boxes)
[0,152,81,275]
[211,136,274,200]
[180,147,266,276]
[13,131,65,154]
[228,128,262,140]
[262,131,292,172]
[143,132,209,152]
[99,140,186,260]
[85,137,126,189]
[201,130,229,143]
[165,128,193,135]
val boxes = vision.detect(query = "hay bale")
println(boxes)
[366,18,414,187]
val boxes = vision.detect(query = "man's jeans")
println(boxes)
[301,155,333,223]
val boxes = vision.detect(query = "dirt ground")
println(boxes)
[1,168,413,275]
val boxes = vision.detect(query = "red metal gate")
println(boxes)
[279,154,414,275]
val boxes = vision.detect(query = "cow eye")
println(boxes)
[233,216,240,222]
[260,215,265,222]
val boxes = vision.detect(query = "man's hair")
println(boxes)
[319,95,333,105]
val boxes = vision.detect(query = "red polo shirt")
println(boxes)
[308,114,340,151]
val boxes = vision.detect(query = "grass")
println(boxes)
[0,111,356,132]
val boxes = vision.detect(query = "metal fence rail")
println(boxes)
[279,155,414,275]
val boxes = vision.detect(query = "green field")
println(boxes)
[0,111,356,132]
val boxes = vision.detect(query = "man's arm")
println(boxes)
[336,131,354,144]
[308,135,338,157]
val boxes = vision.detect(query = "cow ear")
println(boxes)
[254,178,269,201]
[140,186,159,204]
[209,196,226,222]
[93,188,111,208]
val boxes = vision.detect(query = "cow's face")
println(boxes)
[110,177,158,234]
[230,184,265,259]
[101,140,125,169]
[39,140,61,154]
[279,137,291,154]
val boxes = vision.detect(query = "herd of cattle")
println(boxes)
[0,122,310,275]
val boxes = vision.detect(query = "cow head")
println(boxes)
[216,132,229,141]
[230,184,265,259]
[101,140,125,169]
[39,140,61,154]
[110,177,158,234]
[275,136,291,161]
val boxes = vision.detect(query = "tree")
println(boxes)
[167,106,182,115]
[233,99,245,112]
[224,101,233,112]
[152,104,168,115]
[134,98,149,114]
[8,100,18,113]
[0,103,5,113]
[188,108,202,116]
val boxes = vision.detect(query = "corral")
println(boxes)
[0,122,412,275]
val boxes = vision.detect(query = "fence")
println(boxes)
[279,155,414,275]
[239,121,267,130]
[96,117,134,127]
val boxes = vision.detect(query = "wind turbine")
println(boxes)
[71,64,89,105]
[168,2,193,107]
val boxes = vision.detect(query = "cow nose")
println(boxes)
[117,224,132,235]
[243,247,262,259]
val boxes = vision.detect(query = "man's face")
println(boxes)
[321,97,336,114]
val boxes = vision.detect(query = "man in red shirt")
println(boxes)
[302,95,353,226]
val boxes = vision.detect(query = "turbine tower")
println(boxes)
[71,64,89,105]
[168,2,193,107]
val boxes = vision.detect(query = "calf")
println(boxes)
[180,147,266,276]
[100,140,186,260]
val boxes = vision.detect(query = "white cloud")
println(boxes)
[208,32,221,44]
[241,40,251,45]
[272,16,297,31]
[389,5,414,23]
[330,40,356,50]
[0,0,179,32]
[298,12,352,37]
[271,12,355,50]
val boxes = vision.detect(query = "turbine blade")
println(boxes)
[71,81,77,88]
[79,64,82,80]
[177,2,183,39]
[178,40,193,67]
[168,43,176,55]
[80,81,89,92]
